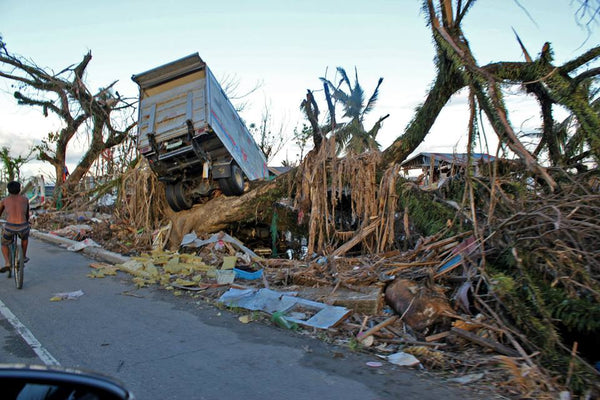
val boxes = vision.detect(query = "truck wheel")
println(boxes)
[174,182,193,210]
[165,182,193,211]
[219,165,245,196]
[165,184,182,212]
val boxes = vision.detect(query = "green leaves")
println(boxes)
[317,67,385,154]
[0,146,33,182]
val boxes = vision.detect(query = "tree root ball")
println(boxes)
[384,279,452,331]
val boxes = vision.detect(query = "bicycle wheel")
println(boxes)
[14,244,23,289]
[7,242,14,279]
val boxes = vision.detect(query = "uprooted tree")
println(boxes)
[0,36,137,206]
[160,0,599,242]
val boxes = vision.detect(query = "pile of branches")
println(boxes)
[285,152,600,396]
[479,171,600,393]
[489,172,600,287]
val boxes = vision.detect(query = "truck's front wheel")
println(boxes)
[218,165,245,196]
[165,182,193,211]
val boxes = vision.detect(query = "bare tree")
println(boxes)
[219,73,263,113]
[249,101,289,162]
[572,0,600,27]
[0,37,137,204]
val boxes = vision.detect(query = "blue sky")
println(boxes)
[0,0,598,178]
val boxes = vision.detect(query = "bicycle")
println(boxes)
[7,235,24,289]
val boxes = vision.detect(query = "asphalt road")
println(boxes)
[0,237,487,399]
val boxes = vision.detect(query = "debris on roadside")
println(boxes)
[447,373,485,385]
[51,224,93,241]
[50,290,85,302]
[30,165,600,399]
[67,238,101,252]
[386,351,421,367]
[87,262,119,278]
[68,226,593,398]
[218,287,352,329]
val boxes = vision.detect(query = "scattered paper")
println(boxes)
[67,238,101,252]
[387,351,421,367]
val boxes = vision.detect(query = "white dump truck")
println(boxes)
[132,53,269,211]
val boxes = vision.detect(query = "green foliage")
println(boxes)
[487,251,600,391]
[320,67,385,154]
[489,273,515,295]
[485,256,559,347]
[0,146,33,183]
[398,181,459,236]
[348,336,361,352]
[545,287,600,333]
[289,123,313,164]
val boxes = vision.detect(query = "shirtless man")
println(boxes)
[0,181,30,272]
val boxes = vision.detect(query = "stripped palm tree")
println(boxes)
[321,67,387,154]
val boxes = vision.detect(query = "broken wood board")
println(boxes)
[218,288,352,329]
[425,331,451,342]
[357,315,398,343]
[451,327,518,357]
[331,219,380,257]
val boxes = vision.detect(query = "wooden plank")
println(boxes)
[297,286,382,315]
[423,231,473,251]
[357,315,399,342]
[451,327,518,356]
[331,219,379,257]
[425,331,451,342]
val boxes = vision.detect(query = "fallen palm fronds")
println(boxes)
[293,137,397,256]
[115,158,169,249]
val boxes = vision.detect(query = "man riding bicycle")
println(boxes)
[0,181,30,272]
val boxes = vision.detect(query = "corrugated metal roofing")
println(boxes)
[131,53,205,89]
[400,152,495,169]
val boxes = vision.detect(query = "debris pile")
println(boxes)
[33,146,600,398]
[32,211,154,256]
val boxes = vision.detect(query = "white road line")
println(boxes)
[0,299,60,366]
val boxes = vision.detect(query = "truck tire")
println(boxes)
[165,182,193,211]
[175,181,193,210]
[165,184,181,211]
[219,164,245,196]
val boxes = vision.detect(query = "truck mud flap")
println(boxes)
[212,163,232,179]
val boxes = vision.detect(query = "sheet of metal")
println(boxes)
[219,288,351,329]
[131,53,205,89]
[206,68,268,180]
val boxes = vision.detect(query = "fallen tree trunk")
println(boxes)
[166,177,290,248]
